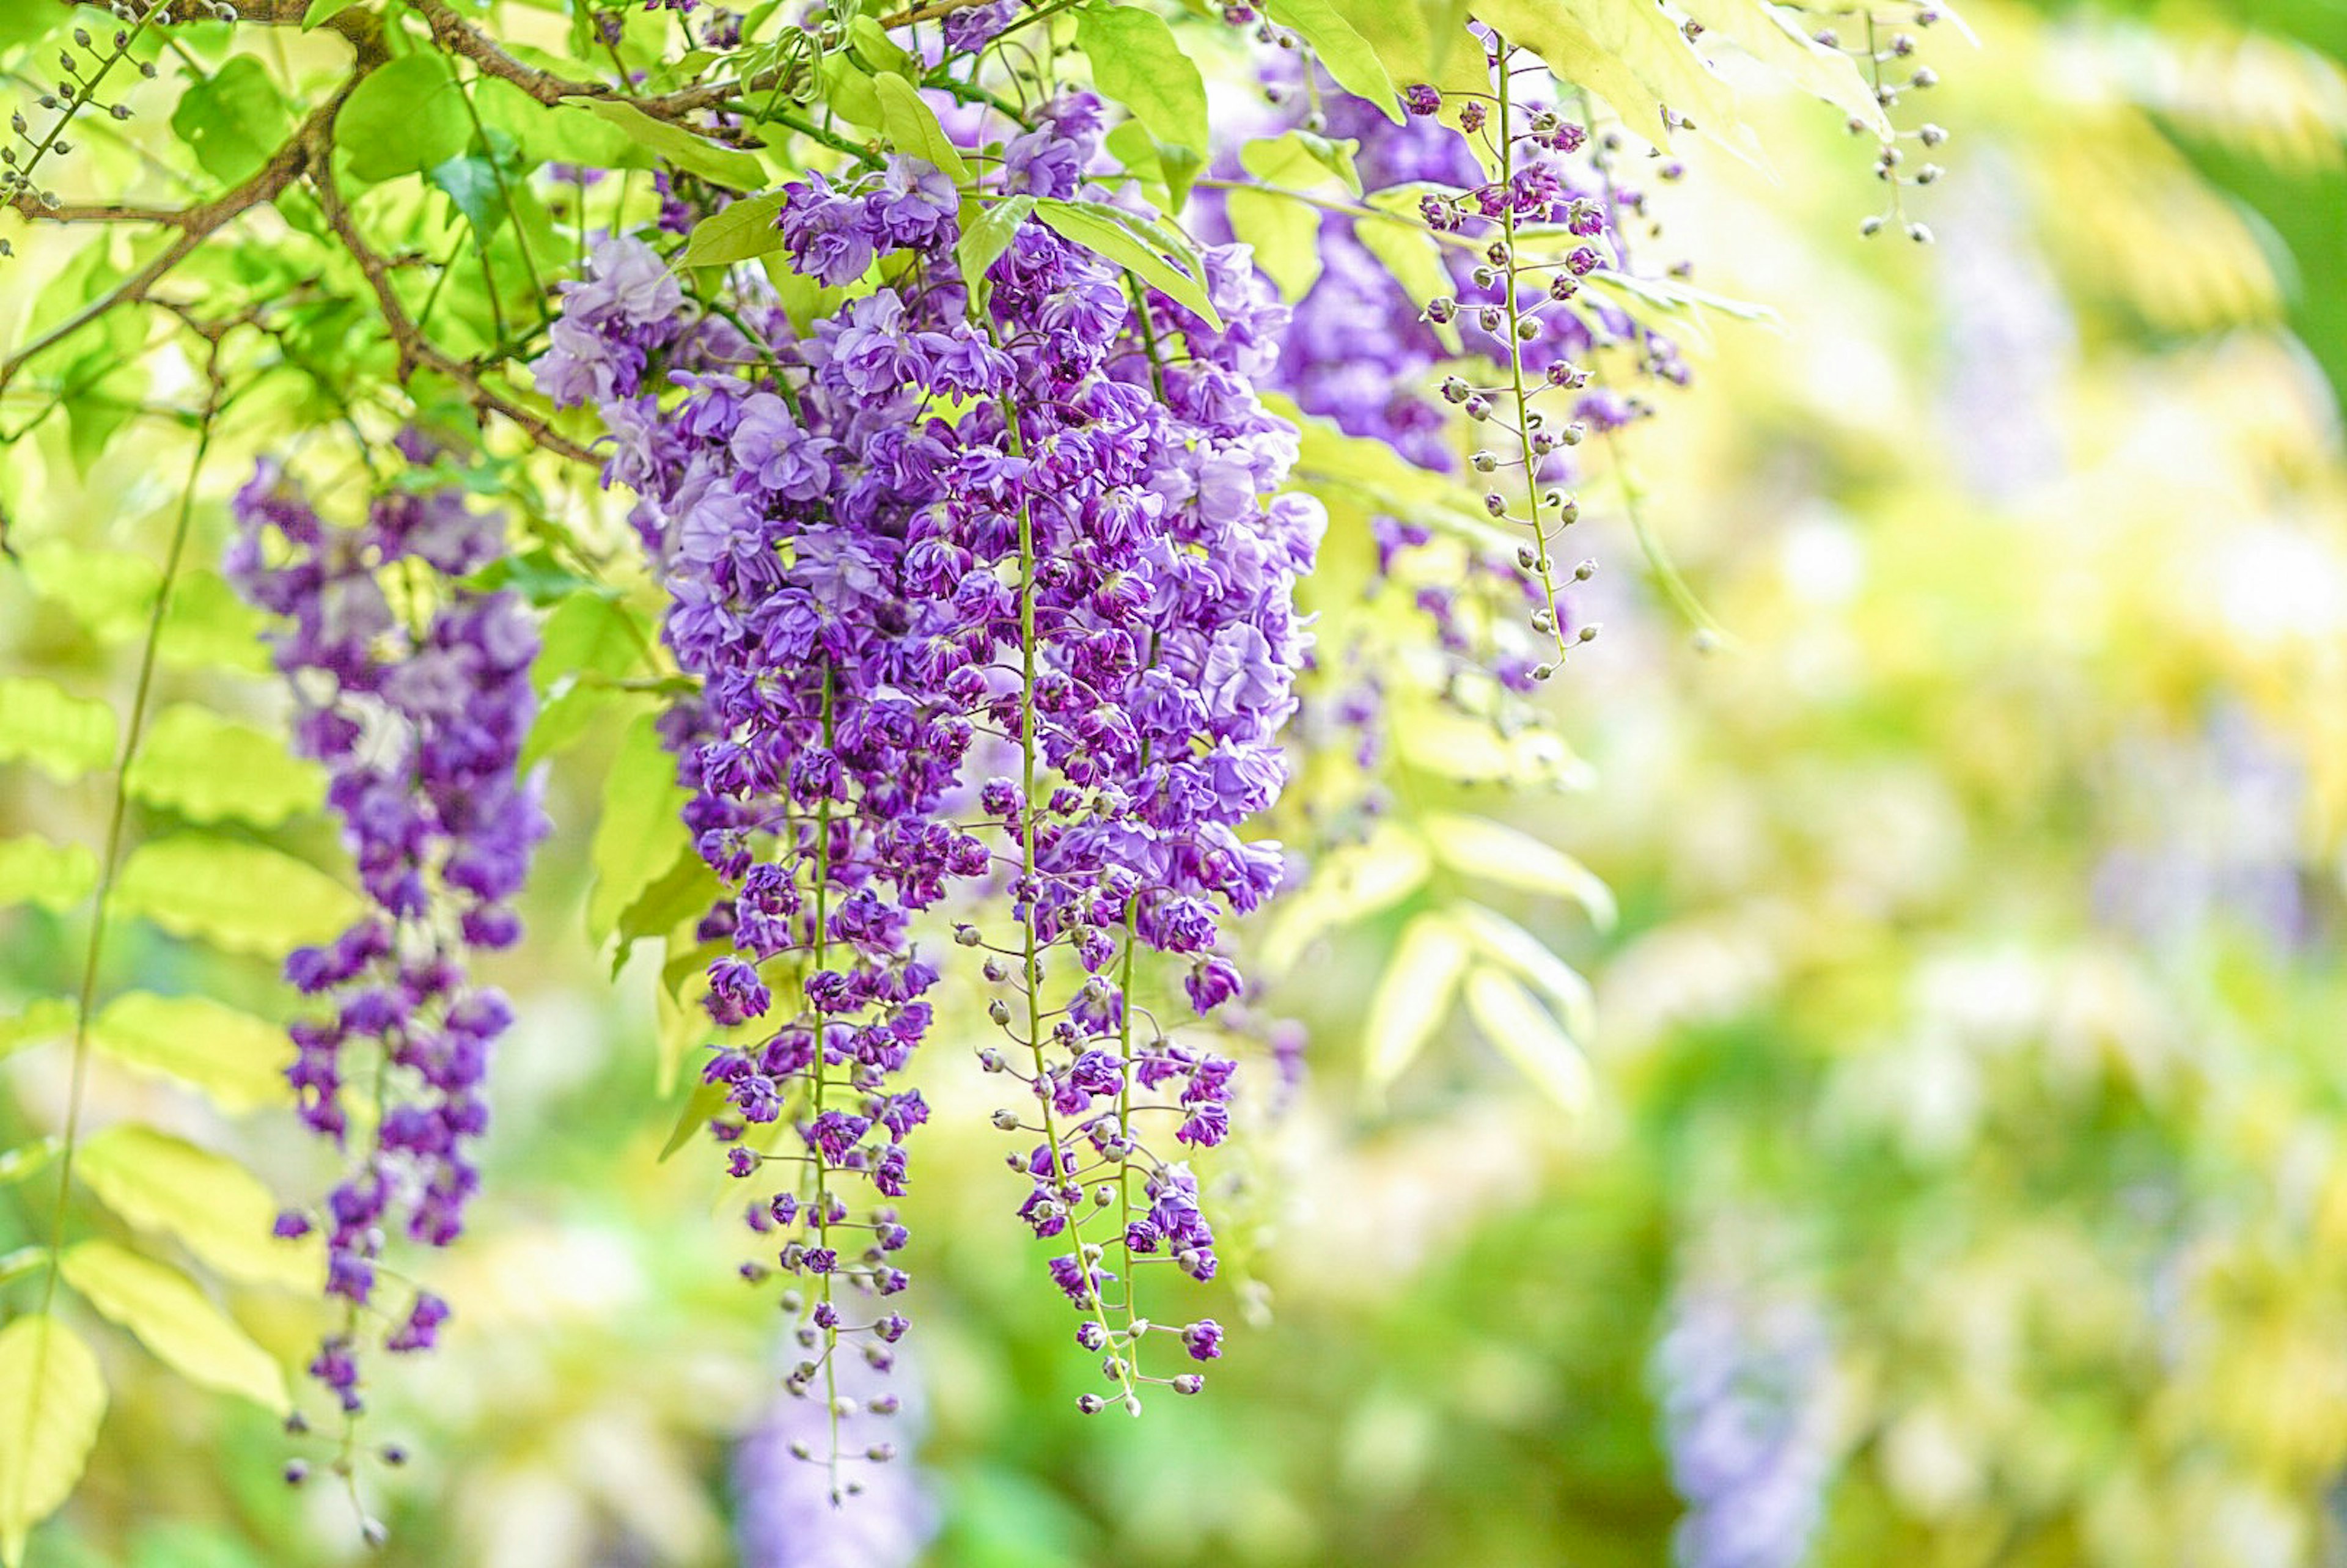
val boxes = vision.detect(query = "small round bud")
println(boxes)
[867,1443,896,1462]
[1906,222,1933,244]
[1573,559,1596,582]
[1077,1393,1106,1414]
[1576,625,1599,643]
[1172,1374,1204,1394]
[1859,215,1884,238]
[1516,545,1537,570]
[380,1445,408,1467]
[990,1108,1020,1131]
[986,999,1010,1025]
[954,924,982,946]
[978,1047,1005,1073]
[1469,450,1499,474]
[284,1460,309,1487]
[1463,395,1491,420]
[361,1520,389,1550]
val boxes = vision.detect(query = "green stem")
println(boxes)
[1494,43,1574,666]
[35,368,219,1317]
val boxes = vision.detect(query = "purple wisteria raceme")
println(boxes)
[536,83,1315,1434]
[227,449,548,1412]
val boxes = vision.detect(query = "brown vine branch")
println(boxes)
[413,0,755,119]
[307,152,596,466]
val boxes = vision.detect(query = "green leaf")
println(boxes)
[955,194,1036,303]
[157,571,272,673]
[111,837,364,958]
[521,683,644,772]
[612,847,725,980]
[677,189,791,268]
[15,541,160,643]
[303,0,365,26]
[847,15,917,78]
[0,1002,72,1065]
[873,72,971,185]
[0,1141,59,1189]
[0,1313,106,1568]
[90,994,289,1115]
[0,837,97,912]
[1354,197,1461,349]
[0,1252,43,1291]
[1240,130,1363,196]
[337,53,471,185]
[123,706,325,827]
[564,97,768,190]
[1225,186,1324,301]
[1421,811,1617,928]
[1676,0,1889,136]
[534,590,644,696]
[59,1241,288,1413]
[1033,199,1222,329]
[1362,912,1471,1097]
[75,1125,317,1292]
[1449,900,1596,1043]
[1260,822,1431,972]
[657,1074,730,1162]
[1264,0,1403,120]
[1076,6,1210,158]
[0,678,118,782]
[821,54,887,133]
[427,153,510,237]
[1461,967,1593,1114]
[171,56,294,185]
[589,712,692,943]
[1474,0,1766,169]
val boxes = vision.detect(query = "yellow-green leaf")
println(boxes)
[1261,823,1431,972]
[111,836,364,958]
[75,1124,317,1291]
[0,678,117,782]
[1226,186,1325,301]
[873,71,971,185]
[1474,0,1766,169]
[1076,5,1210,156]
[1033,198,1223,330]
[17,541,159,643]
[0,837,97,912]
[1462,966,1593,1114]
[58,1240,287,1412]
[0,1313,106,1568]
[677,189,791,268]
[1677,0,1889,136]
[955,193,1036,302]
[0,1141,59,1188]
[1362,912,1471,1095]
[1422,811,1617,928]
[156,570,272,673]
[1449,899,1596,1042]
[589,711,692,943]
[1266,0,1404,121]
[0,1002,73,1065]
[90,993,288,1113]
[1355,196,1463,350]
[564,97,768,189]
[123,705,325,826]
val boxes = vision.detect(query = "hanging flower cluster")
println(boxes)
[535,86,1318,1442]
[226,447,549,1412]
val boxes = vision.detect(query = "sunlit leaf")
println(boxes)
[1676,0,1889,136]
[123,706,325,827]
[58,1242,287,1412]
[1033,199,1223,330]
[873,71,972,184]
[1226,186,1325,301]
[1076,6,1210,157]
[90,993,289,1114]
[75,1125,317,1291]
[1474,0,1766,170]
[1461,966,1593,1115]
[339,53,471,184]
[0,1313,106,1568]
[0,836,97,912]
[589,711,693,943]
[1362,912,1471,1096]
[1260,823,1431,972]
[677,190,791,268]
[111,837,364,958]
[564,97,767,189]
[0,678,117,783]
[1422,811,1617,928]
[1449,900,1596,1043]
[0,1002,73,1066]
[1265,0,1403,121]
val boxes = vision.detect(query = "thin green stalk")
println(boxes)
[1494,43,1574,667]
[34,368,219,1318]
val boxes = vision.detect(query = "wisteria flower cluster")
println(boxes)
[535,84,1318,1459]
[226,447,549,1414]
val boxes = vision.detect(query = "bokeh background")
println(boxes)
[6,1,2347,1564]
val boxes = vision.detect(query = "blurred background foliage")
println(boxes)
[4,0,2347,1564]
